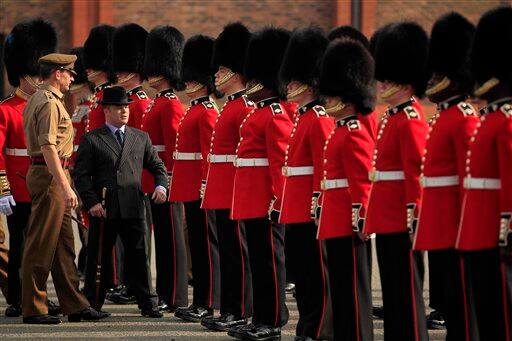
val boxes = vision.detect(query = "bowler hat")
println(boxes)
[98,86,133,105]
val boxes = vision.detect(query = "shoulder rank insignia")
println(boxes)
[164,92,177,100]
[347,119,361,131]
[136,90,148,100]
[313,105,327,117]
[404,106,420,120]
[202,101,218,112]
[457,102,476,116]
[0,93,14,104]
[270,103,283,115]
[500,103,512,118]
[243,96,255,108]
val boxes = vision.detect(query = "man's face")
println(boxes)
[56,69,74,92]
[215,66,234,93]
[104,105,130,127]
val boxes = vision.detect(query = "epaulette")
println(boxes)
[242,96,255,108]
[202,100,219,111]
[270,103,284,115]
[136,90,148,100]
[44,90,54,101]
[164,92,177,100]
[312,105,327,117]
[456,102,477,117]
[404,106,420,120]
[347,119,361,131]
[500,103,512,118]
[0,93,14,104]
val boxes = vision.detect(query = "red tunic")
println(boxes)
[231,97,293,220]
[71,94,93,166]
[86,82,110,132]
[456,99,512,250]
[414,98,479,250]
[141,89,184,194]
[360,111,378,141]
[317,114,374,240]
[364,98,428,234]
[201,91,254,209]
[170,96,217,202]
[126,86,151,129]
[279,101,334,223]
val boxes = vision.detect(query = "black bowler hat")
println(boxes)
[98,86,133,105]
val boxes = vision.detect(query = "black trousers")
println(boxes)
[462,248,512,341]
[287,222,332,339]
[428,251,443,312]
[6,202,31,306]
[244,218,288,327]
[376,232,428,341]
[84,217,157,310]
[326,236,373,341]
[184,200,219,309]
[215,209,252,317]
[151,201,188,307]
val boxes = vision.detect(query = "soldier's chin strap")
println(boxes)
[185,82,205,94]
[215,70,235,87]
[245,82,264,95]
[24,75,41,91]
[287,84,309,100]
[116,73,137,85]
[474,77,500,98]
[148,76,164,86]
[87,70,102,82]
[325,99,346,114]
[425,77,451,96]
[381,84,402,99]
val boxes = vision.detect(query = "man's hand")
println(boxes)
[357,232,370,242]
[151,186,167,204]
[89,203,106,218]
[0,195,16,216]
[62,185,78,209]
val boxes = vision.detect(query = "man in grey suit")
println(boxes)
[74,86,168,318]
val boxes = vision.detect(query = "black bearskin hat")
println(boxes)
[328,25,369,49]
[212,22,251,74]
[369,23,392,56]
[279,26,328,89]
[471,6,512,87]
[84,25,115,72]
[244,27,291,96]
[319,38,376,115]
[144,25,185,90]
[69,47,88,85]
[3,19,57,87]
[112,23,148,75]
[374,21,429,97]
[428,12,475,94]
[182,35,216,94]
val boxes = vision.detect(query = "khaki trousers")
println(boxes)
[0,218,8,299]
[22,165,89,317]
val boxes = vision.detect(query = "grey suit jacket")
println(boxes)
[73,125,168,219]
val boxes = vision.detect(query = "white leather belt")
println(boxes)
[321,178,348,190]
[153,145,166,152]
[282,166,313,177]
[207,154,236,163]
[369,170,405,182]
[5,148,29,156]
[463,177,501,190]
[421,175,459,187]
[173,151,202,160]
[234,157,269,167]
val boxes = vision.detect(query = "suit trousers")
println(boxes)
[244,218,288,327]
[287,222,332,339]
[326,236,373,341]
[151,200,188,307]
[22,166,89,317]
[376,232,428,341]
[462,248,512,341]
[184,200,220,309]
[0,218,8,300]
[6,202,31,306]
[215,209,252,317]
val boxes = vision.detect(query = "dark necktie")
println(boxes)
[115,129,124,147]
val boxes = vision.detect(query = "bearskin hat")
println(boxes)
[182,35,216,94]
[112,23,148,75]
[471,6,512,87]
[328,25,369,49]
[374,21,429,97]
[428,12,475,94]
[319,38,376,115]
[144,25,185,90]
[279,26,328,89]
[369,23,392,56]
[68,47,88,85]
[3,19,57,87]
[83,25,115,72]
[212,22,251,74]
[244,27,291,96]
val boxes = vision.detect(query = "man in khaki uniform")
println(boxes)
[22,53,109,324]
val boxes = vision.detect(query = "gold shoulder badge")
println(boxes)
[313,105,327,117]
[270,103,283,115]
[347,119,361,131]
[404,106,420,120]
[457,102,476,116]
[164,92,177,100]
[136,90,148,100]
[500,103,512,118]
[0,93,14,104]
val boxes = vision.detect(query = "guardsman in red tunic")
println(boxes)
[84,25,115,132]
[364,22,429,341]
[172,35,220,322]
[316,37,376,341]
[142,25,188,312]
[457,7,512,340]
[412,13,478,339]
[0,19,59,318]
[277,27,333,340]
[227,27,293,341]
[200,23,254,332]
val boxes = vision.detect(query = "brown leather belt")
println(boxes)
[30,156,71,169]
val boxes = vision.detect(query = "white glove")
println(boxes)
[0,195,16,216]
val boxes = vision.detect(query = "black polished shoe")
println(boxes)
[106,286,137,304]
[243,325,281,341]
[285,282,295,293]
[157,299,176,312]
[201,313,247,331]
[23,315,62,324]
[174,305,213,322]
[227,323,257,339]
[68,307,111,322]
[5,304,22,317]
[141,307,164,318]
[372,306,384,319]
[427,310,446,330]
[48,299,62,316]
